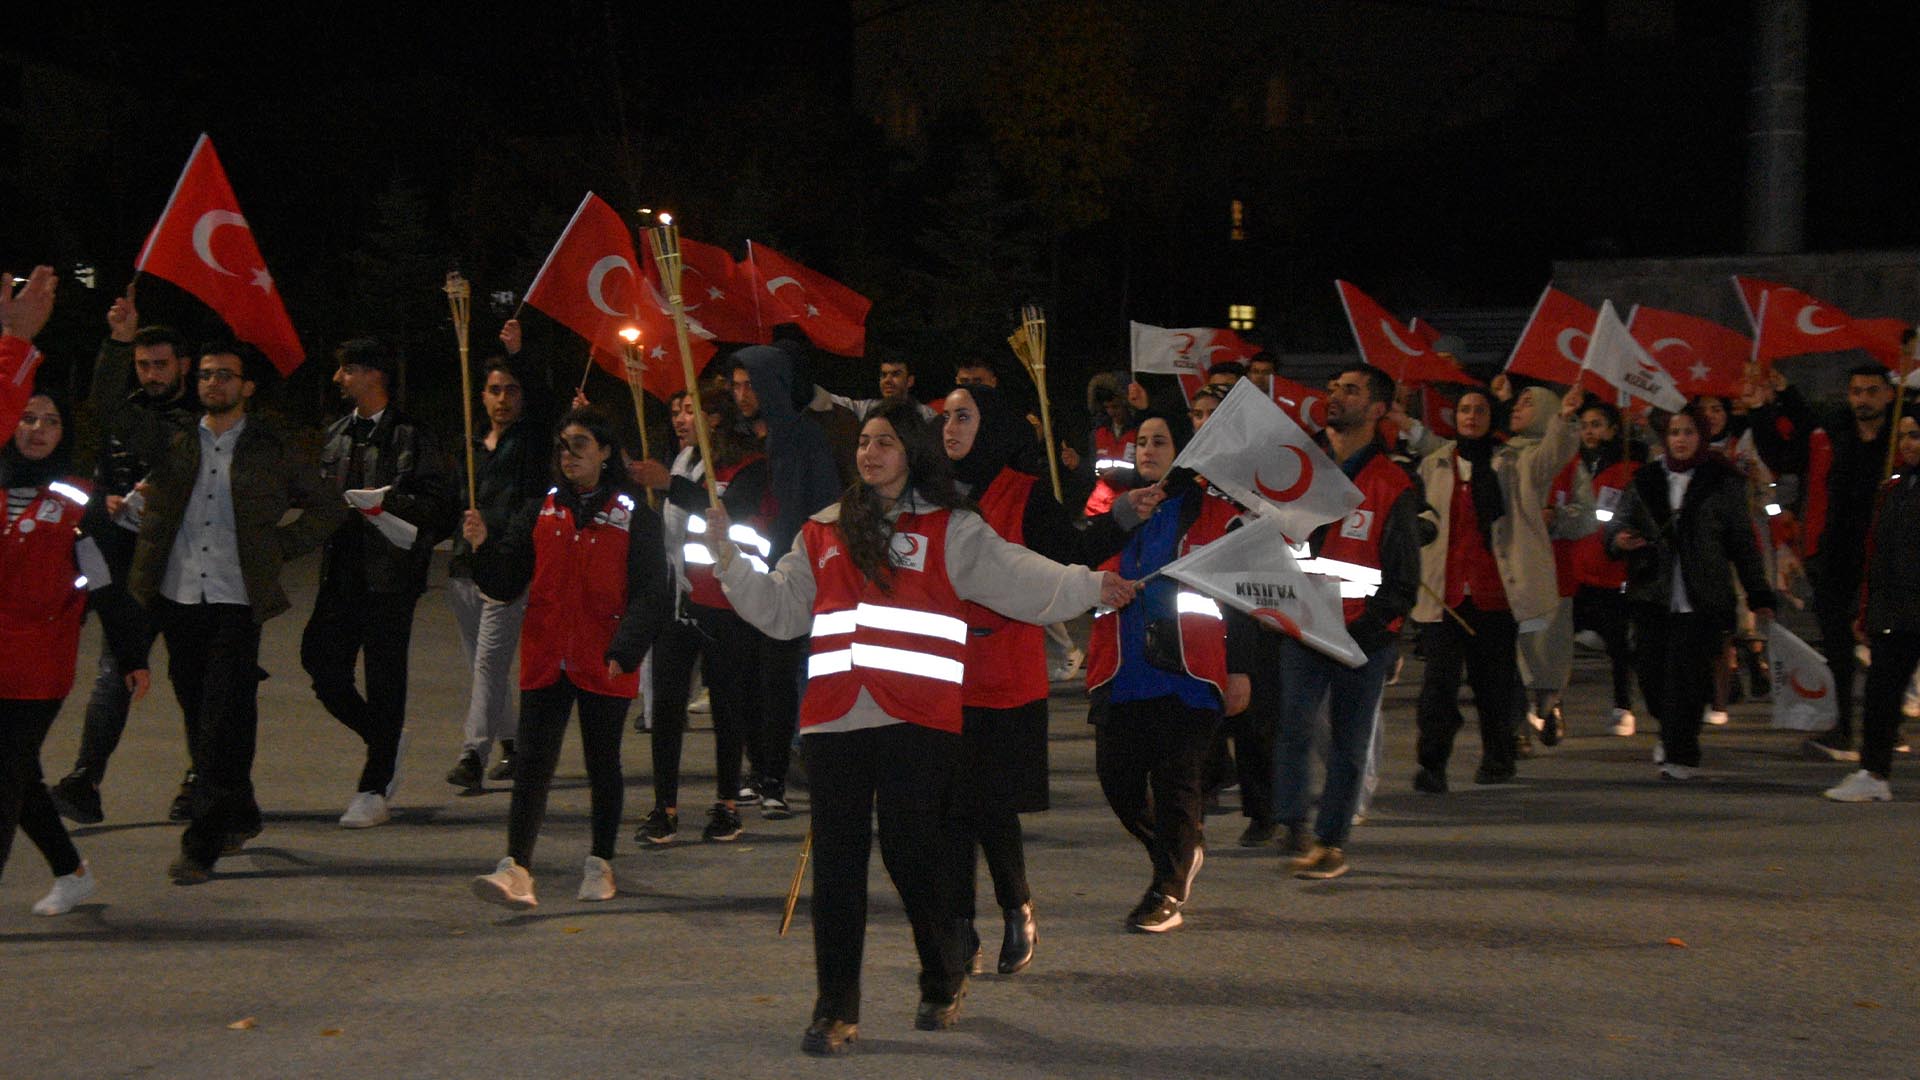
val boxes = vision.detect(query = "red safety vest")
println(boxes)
[800,507,971,733]
[961,468,1049,709]
[684,454,776,610]
[1084,492,1237,697]
[1083,425,1137,517]
[0,480,91,699]
[1314,451,1413,626]
[1571,459,1635,590]
[520,489,641,699]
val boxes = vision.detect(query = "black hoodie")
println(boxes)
[736,344,842,560]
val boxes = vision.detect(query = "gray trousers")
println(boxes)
[447,577,526,757]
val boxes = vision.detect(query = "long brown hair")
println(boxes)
[839,400,966,592]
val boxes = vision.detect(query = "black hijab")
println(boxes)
[1452,389,1505,541]
[1,387,74,490]
[949,384,1031,489]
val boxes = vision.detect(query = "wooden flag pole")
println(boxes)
[1010,305,1063,501]
[619,329,658,510]
[780,828,813,937]
[1885,334,1914,482]
[443,272,478,509]
[647,222,722,508]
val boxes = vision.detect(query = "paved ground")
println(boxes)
[4,554,1916,1078]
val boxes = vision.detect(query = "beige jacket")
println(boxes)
[1412,413,1580,625]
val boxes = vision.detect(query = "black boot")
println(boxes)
[487,740,516,782]
[998,902,1036,975]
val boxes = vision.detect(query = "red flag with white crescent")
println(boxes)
[640,233,767,345]
[1333,281,1478,386]
[1737,276,1905,369]
[135,134,304,375]
[743,242,870,357]
[1267,373,1328,434]
[1503,285,1611,397]
[523,193,704,399]
[1625,305,1751,399]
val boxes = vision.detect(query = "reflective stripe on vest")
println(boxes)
[1290,543,1383,599]
[808,642,965,684]
[1176,590,1223,618]
[808,602,970,683]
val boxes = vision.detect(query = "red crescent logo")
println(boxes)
[1789,671,1828,700]
[1253,446,1314,502]
[1171,332,1196,356]
[1251,607,1301,636]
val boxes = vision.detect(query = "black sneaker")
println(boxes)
[1237,820,1278,847]
[736,778,761,804]
[167,770,197,822]
[702,802,743,842]
[50,772,104,825]
[801,1017,858,1055]
[636,807,678,845]
[1539,705,1565,747]
[446,751,484,792]
[1127,891,1184,933]
[760,792,793,820]
[488,742,517,781]
[167,854,213,886]
[1412,767,1447,794]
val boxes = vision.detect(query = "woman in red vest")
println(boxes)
[1568,401,1644,735]
[2,388,150,915]
[704,400,1132,1055]
[463,406,669,908]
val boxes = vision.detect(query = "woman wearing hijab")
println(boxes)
[1412,385,1583,790]
[2,387,150,914]
[1607,404,1774,778]
[702,401,1130,1054]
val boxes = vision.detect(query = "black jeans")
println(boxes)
[1630,606,1722,768]
[1574,585,1635,710]
[507,675,628,870]
[649,606,762,809]
[0,698,81,880]
[1862,632,1920,778]
[1414,600,1520,775]
[1093,696,1219,902]
[157,600,263,866]
[69,527,149,782]
[803,722,967,1024]
[949,812,1030,919]
[751,634,806,797]
[1814,573,1863,742]
[300,582,419,796]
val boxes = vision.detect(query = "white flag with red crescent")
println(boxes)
[1767,622,1837,732]
[1158,514,1365,667]
[1167,379,1362,539]
[1583,300,1688,412]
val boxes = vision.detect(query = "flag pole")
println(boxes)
[578,348,597,393]
[648,220,722,508]
[1010,305,1063,501]
[443,272,478,509]
[619,328,658,510]
[779,828,813,937]
[1886,333,1914,482]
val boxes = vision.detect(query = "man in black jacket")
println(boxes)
[302,338,456,828]
[51,288,200,824]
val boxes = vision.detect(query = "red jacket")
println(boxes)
[0,481,91,699]
[1571,459,1635,590]
[520,490,643,699]
[800,508,971,734]
[961,468,1049,709]
[1317,451,1414,627]
[1085,491,1238,698]
[1083,424,1137,517]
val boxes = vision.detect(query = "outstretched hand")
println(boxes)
[0,266,58,340]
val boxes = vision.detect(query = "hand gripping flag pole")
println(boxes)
[443,271,478,509]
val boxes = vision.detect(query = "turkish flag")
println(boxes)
[1267,373,1329,434]
[135,134,304,375]
[1626,305,1750,399]
[1334,281,1478,386]
[743,242,870,357]
[524,193,705,399]
[640,233,767,345]
[1736,276,1906,369]
[1504,285,1611,397]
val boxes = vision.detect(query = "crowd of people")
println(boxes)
[2,261,1914,1055]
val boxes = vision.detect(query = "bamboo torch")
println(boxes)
[443,271,477,509]
[646,219,722,508]
[618,327,658,509]
[1009,304,1063,501]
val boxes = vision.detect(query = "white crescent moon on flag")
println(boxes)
[1195,344,1231,363]
[1795,304,1841,336]
[191,210,249,277]
[1556,328,1589,364]
[764,275,803,298]
[586,255,636,318]
[1380,319,1424,356]
[1649,337,1690,356]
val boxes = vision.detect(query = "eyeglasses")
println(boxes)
[16,413,62,429]
[555,436,598,457]
[198,369,243,384]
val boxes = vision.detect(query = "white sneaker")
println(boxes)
[339,791,390,829]
[1610,708,1636,736]
[578,855,616,902]
[1659,763,1695,781]
[1823,770,1893,803]
[1652,742,1665,764]
[32,861,97,916]
[1573,629,1607,652]
[472,857,537,909]
[1703,707,1730,727]
[687,688,711,714]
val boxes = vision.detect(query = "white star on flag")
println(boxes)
[250,267,273,292]
[805,303,821,317]
[1689,361,1711,384]
[650,345,667,360]
[707,286,725,300]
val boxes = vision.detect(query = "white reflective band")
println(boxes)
[1764,503,1782,517]
[728,523,772,556]
[1176,591,1223,618]
[1335,581,1377,598]
[1296,556,1382,587]
[688,513,707,534]
[852,602,969,644]
[74,575,88,589]
[1096,459,1131,472]
[1592,508,1614,523]
[47,481,89,506]
[812,609,859,637]
[616,493,635,510]
[683,543,716,565]
[849,642,964,684]
[808,649,853,678]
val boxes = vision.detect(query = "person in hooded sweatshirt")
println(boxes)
[938,384,1134,975]
[729,342,843,816]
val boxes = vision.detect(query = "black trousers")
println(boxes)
[157,600,263,866]
[1814,574,1863,742]
[1414,599,1520,775]
[1862,632,1920,778]
[1574,585,1635,710]
[0,698,81,880]
[949,811,1029,919]
[1630,606,1722,768]
[803,722,967,1024]
[300,583,418,796]
[507,675,628,870]
[69,530,153,783]
[751,634,806,797]
[649,606,762,809]
[1093,696,1219,902]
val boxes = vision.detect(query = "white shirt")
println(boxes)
[159,416,251,606]
[1664,462,1693,614]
